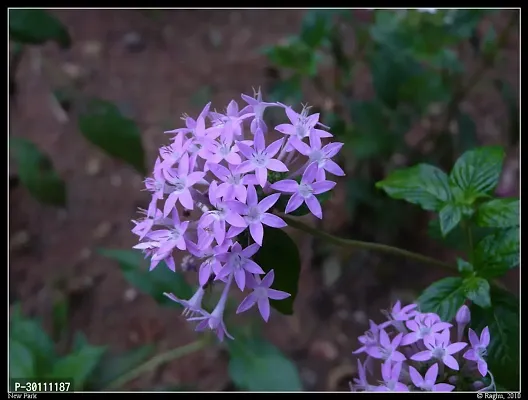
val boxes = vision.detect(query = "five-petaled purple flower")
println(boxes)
[411,329,467,370]
[408,363,455,392]
[463,327,490,377]
[366,329,406,362]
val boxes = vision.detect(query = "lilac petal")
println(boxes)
[379,329,390,347]
[408,366,423,387]
[179,189,194,210]
[312,128,332,138]
[394,383,409,392]
[241,243,260,258]
[477,360,488,377]
[480,327,490,347]
[411,350,432,361]
[175,237,187,251]
[199,263,213,286]
[425,363,439,383]
[443,355,459,371]
[391,362,402,381]
[285,193,304,214]
[267,288,290,300]
[225,152,241,165]
[433,383,455,392]
[352,346,366,355]
[236,293,257,314]
[226,200,248,216]
[365,346,383,359]
[225,212,247,228]
[209,163,230,180]
[255,167,268,187]
[237,160,256,174]
[468,328,479,348]
[265,138,284,158]
[249,222,264,245]
[381,361,391,382]
[446,342,467,355]
[236,142,255,159]
[246,184,258,206]
[305,195,322,219]
[431,322,453,333]
[226,225,245,239]
[271,179,299,193]
[391,351,406,362]
[312,180,336,194]
[258,193,281,212]
[261,213,287,228]
[266,159,288,172]
[178,153,189,176]
[187,171,205,186]
[254,129,265,152]
[275,123,295,135]
[163,192,179,216]
[214,220,226,245]
[301,163,318,184]
[244,259,265,274]
[401,332,419,346]
[323,142,344,158]
[285,107,299,124]
[261,270,275,288]
[233,185,247,202]
[234,268,246,291]
[258,297,271,322]
[406,320,419,332]
[392,333,403,348]
[290,137,311,155]
[324,159,345,176]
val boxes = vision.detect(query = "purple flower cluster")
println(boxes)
[132,89,344,340]
[351,302,494,392]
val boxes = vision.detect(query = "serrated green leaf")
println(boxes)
[51,343,106,390]
[9,339,35,379]
[476,198,519,228]
[228,336,302,391]
[450,146,505,198]
[376,164,452,211]
[474,228,519,279]
[9,9,71,48]
[9,137,66,207]
[470,286,519,390]
[438,203,463,236]
[98,248,193,307]
[418,277,465,321]
[78,99,146,174]
[90,345,155,390]
[10,306,56,375]
[462,277,491,308]
[457,258,473,277]
[253,228,300,315]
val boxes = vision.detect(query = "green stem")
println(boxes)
[463,220,474,264]
[105,339,208,390]
[281,214,455,272]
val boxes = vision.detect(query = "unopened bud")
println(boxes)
[456,304,471,342]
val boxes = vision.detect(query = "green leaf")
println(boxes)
[253,228,300,315]
[462,277,491,308]
[264,40,318,76]
[418,277,465,321]
[474,228,519,279]
[300,10,334,48]
[449,146,505,198]
[9,137,66,207]
[10,306,56,375]
[9,339,35,379]
[438,203,463,236]
[78,99,146,174]
[98,248,193,307]
[376,164,452,211]
[90,345,155,390]
[427,218,496,252]
[457,258,473,277]
[51,343,106,390]
[9,9,71,48]
[470,286,519,390]
[476,198,519,228]
[228,336,302,391]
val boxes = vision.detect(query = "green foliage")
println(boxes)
[418,277,465,321]
[438,203,463,236]
[476,198,519,228]
[376,164,452,211]
[474,228,519,279]
[471,286,519,390]
[228,334,302,391]
[98,248,193,307]
[9,137,66,207]
[253,228,300,315]
[78,99,146,174]
[462,276,491,308]
[9,9,71,48]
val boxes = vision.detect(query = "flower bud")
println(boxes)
[456,304,471,325]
